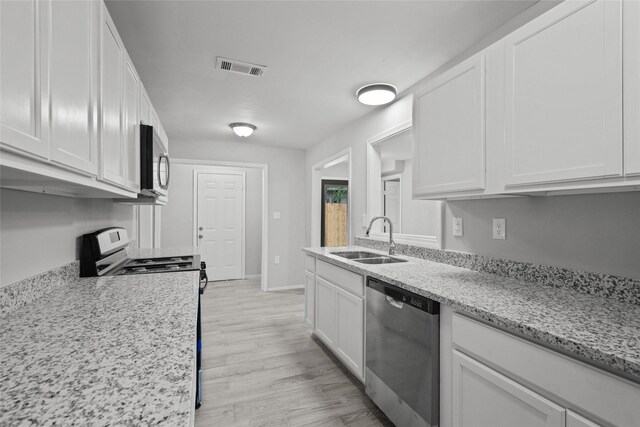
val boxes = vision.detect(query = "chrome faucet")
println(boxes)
[365,216,397,255]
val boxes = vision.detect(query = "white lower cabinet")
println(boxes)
[452,350,565,427]
[451,313,640,427]
[315,276,335,346]
[334,286,364,376]
[304,270,315,328]
[312,259,364,381]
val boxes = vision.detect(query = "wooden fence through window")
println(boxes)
[324,203,347,247]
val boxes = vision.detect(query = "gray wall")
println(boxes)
[170,139,306,290]
[0,188,135,286]
[445,193,640,280]
[161,163,262,276]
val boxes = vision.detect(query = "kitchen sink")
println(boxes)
[355,257,407,264]
[332,251,382,259]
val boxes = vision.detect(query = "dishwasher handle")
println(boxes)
[367,277,439,315]
[385,295,404,309]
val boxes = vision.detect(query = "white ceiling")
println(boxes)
[105,0,536,150]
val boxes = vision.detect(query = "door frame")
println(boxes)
[194,170,246,280]
[171,158,269,292]
[311,148,352,247]
[381,173,402,233]
[320,179,349,247]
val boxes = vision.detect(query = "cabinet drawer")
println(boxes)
[316,260,363,297]
[452,313,640,427]
[304,255,316,272]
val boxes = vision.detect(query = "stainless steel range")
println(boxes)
[79,227,200,277]
[79,227,208,410]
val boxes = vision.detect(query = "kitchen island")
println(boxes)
[0,249,200,426]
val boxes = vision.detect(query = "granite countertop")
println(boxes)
[0,269,199,425]
[303,246,640,383]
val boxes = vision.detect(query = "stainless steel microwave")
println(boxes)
[140,124,169,198]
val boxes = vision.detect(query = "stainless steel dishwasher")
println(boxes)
[366,277,439,427]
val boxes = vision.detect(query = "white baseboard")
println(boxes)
[267,284,304,292]
[244,274,262,280]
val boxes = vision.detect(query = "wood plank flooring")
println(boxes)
[196,279,393,427]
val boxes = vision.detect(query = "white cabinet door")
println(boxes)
[504,0,623,187]
[304,270,315,328]
[334,286,364,379]
[453,350,565,427]
[123,54,140,191]
[566,410,601,427]
[140,83,151,125]
[315,276,335,346]
[99,5,124,186]
[413,53,485,196]
[0,0,49,158]
[624,0,640,176]
[49,0,98,175]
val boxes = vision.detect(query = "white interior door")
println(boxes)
[197,172,245,281]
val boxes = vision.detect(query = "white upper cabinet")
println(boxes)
[98,3,140,191]
[503,0,623,187]
[49,0,98,175]
[123,55,140,191]
[99,4,125,186]
[140,83,152,125]
[624,0,640,176]
[413,53,486,197]
[0,0,50,159]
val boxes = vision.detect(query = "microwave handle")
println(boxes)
[158,155,170,190]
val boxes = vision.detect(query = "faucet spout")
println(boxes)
[365,216,397,255]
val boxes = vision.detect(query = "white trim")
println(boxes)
[176,158,269,292]
[194,170,246,280]
[366,123,443,249]
[268,284,305,291]
[311,148,352,247]
[381,173,402,233]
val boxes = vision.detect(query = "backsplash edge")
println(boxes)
[354,237,640,306]
[0,261,79,317]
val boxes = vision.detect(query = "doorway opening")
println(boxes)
[311,148,351,247]
[321,179,348,247]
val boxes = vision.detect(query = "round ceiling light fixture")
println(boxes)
[229,122,256,137]
[356,83,397,106]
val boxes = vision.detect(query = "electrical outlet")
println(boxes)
[493,218,506,240]
[453,217,463,237]
[274,256,280,264]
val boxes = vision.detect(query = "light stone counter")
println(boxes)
[0,270,199,426]
[303,246,640,383]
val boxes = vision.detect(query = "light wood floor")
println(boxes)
[195,279,394,427]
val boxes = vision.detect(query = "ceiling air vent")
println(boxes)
[216,56,266,77]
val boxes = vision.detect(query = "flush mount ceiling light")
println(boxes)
[229,122,256,137]
[356,83,397,106]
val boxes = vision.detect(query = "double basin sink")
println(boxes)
[331,251,407,265]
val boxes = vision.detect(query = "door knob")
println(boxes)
[198,234,203,239]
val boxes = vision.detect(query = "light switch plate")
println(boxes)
[274,256,280,264]
[453,217,463,237]
[273,211,281,220]
[493,218,506,240]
